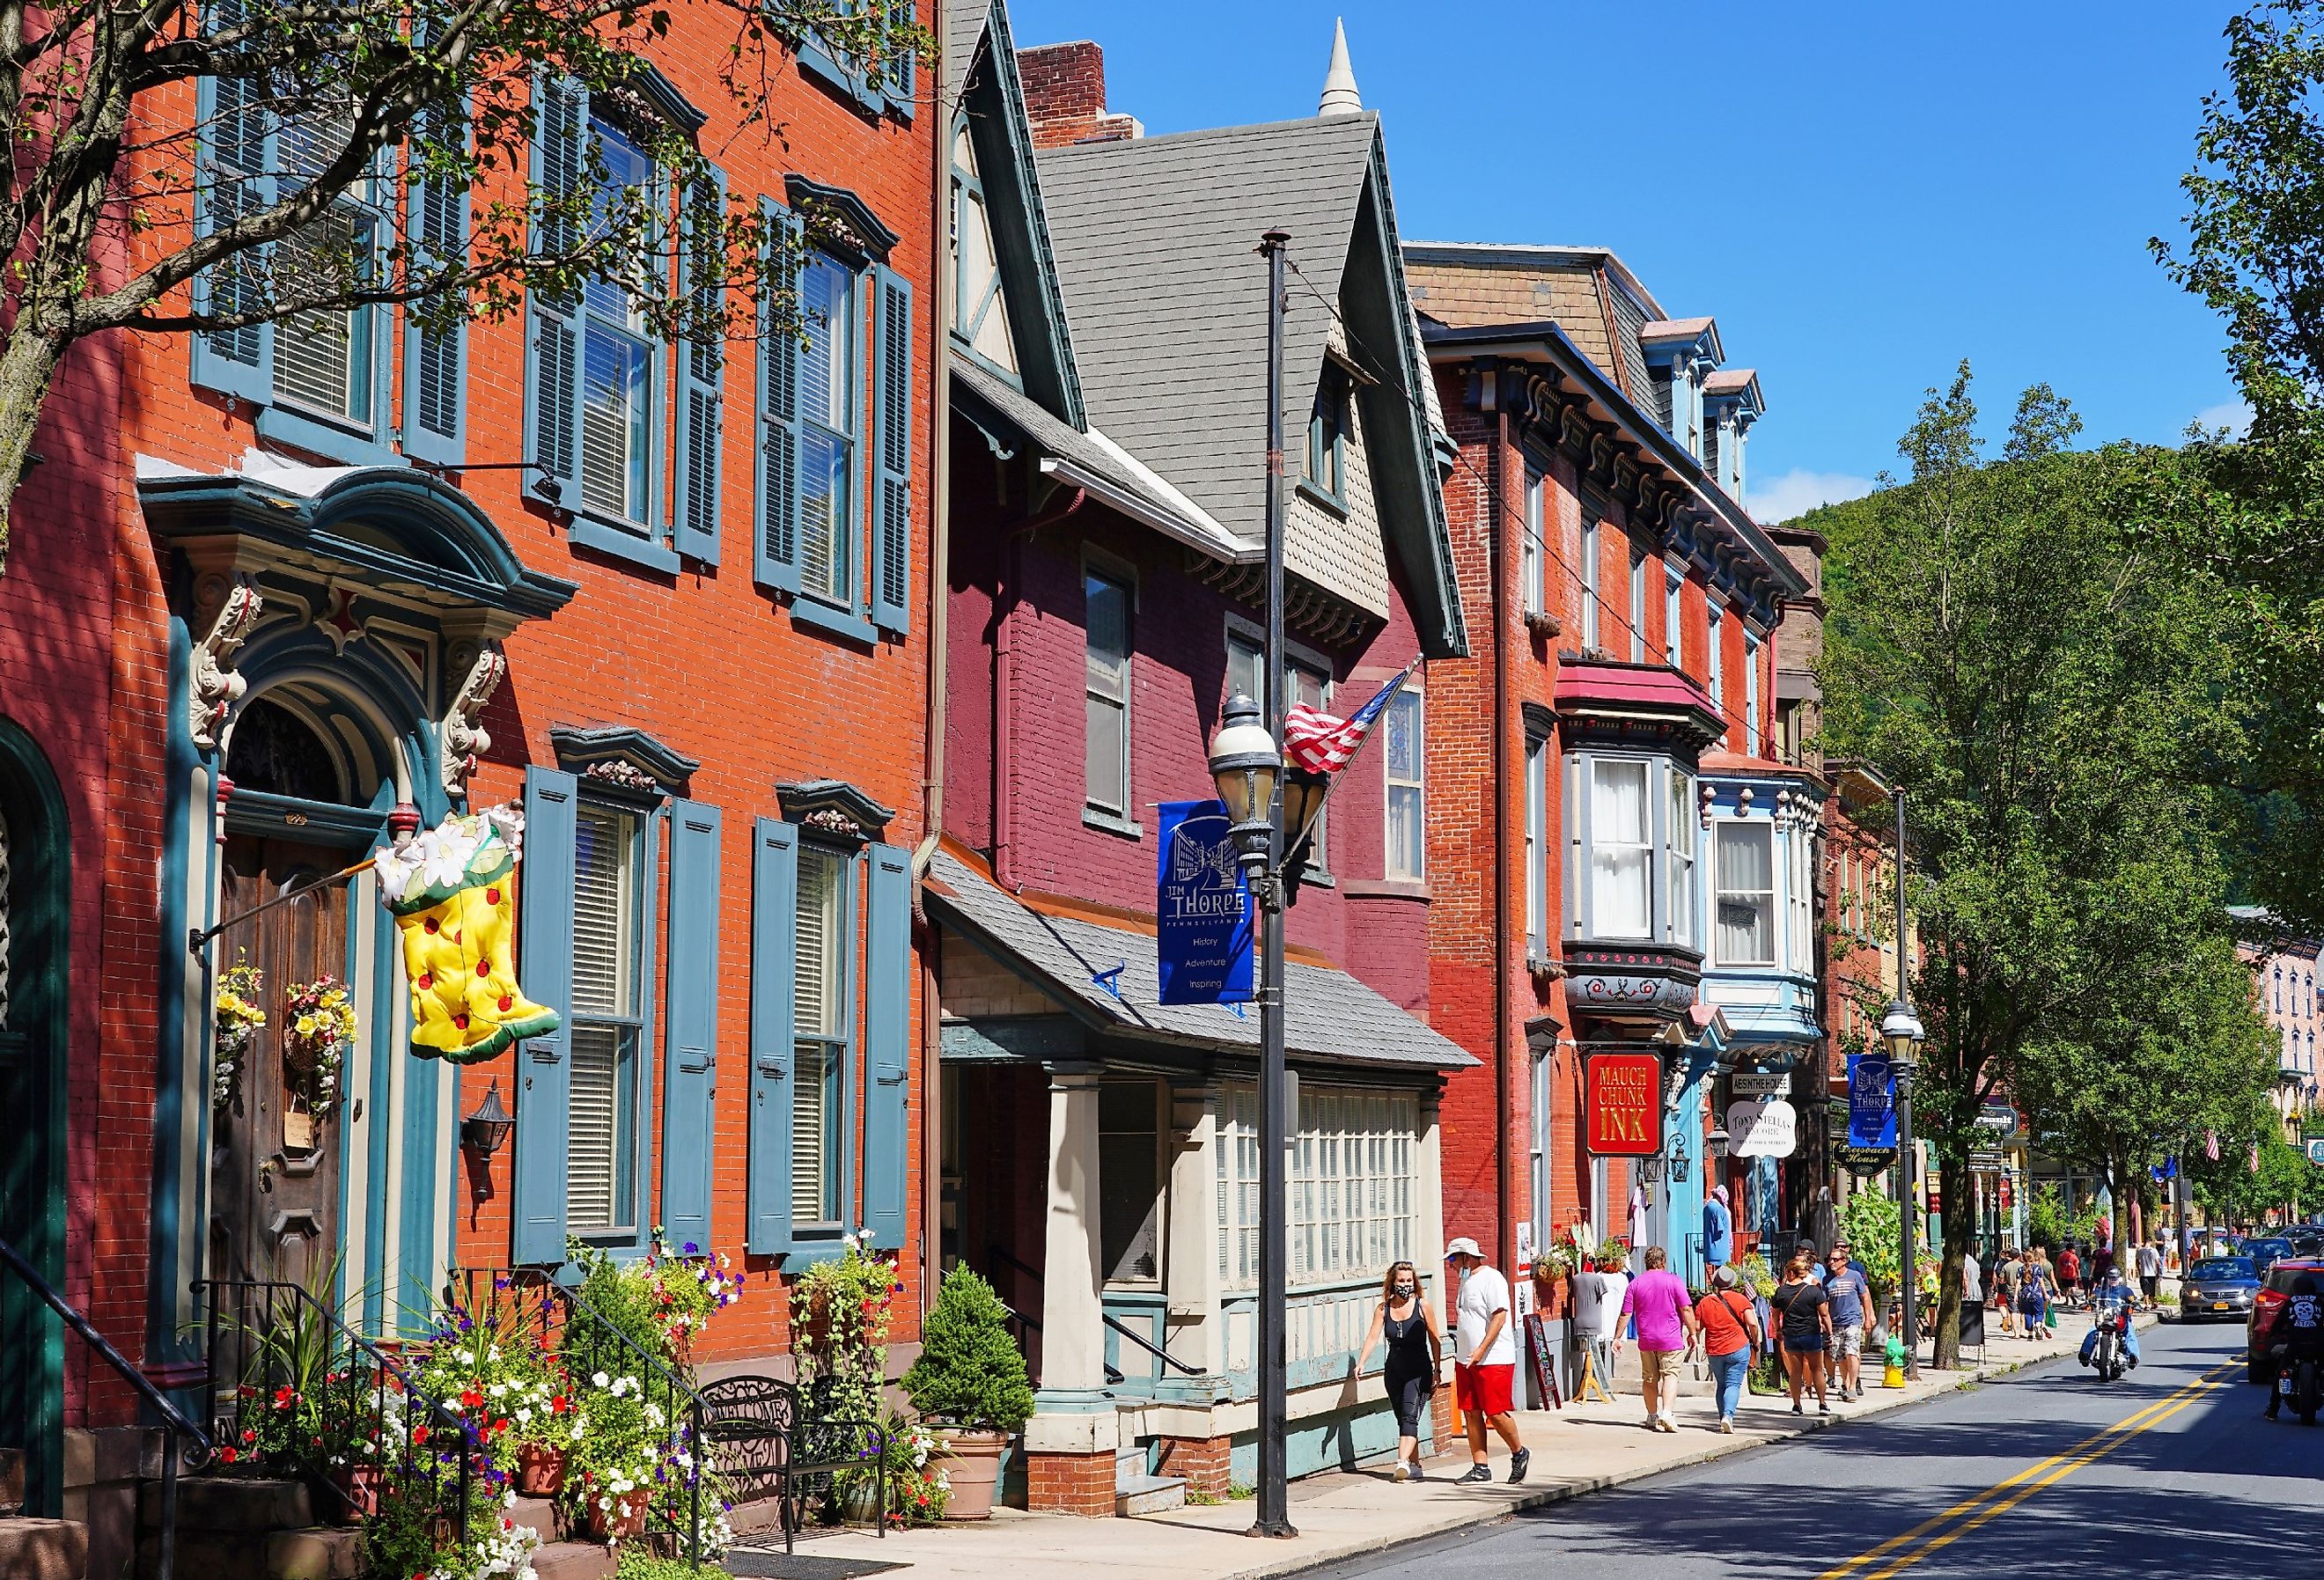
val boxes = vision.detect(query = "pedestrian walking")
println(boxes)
[1356,1260,1443,1482]
[1619,1246,1699,1434]
[2020,1247,2055,1334]
[1771,1253,1833,1415]
[2057,1243,2081,1309]
[1444,1237,1529,1485]
[1994,1248,2022,1336]
[1694,1264,1761,1434]
[2136,1238,2164,1304]
[1820,1246,1873,1400]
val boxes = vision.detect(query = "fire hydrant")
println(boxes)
[1882,1331,1909,1389]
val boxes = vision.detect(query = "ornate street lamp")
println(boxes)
[1881,782,1924,1379]
[1210,694,1281,873]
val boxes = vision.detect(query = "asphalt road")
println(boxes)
[1305,1319,2321,1579]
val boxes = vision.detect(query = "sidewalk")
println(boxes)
[729,1319,2128,1580]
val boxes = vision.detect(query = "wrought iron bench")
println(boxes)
[695,1374,885,1553]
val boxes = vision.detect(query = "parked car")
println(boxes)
[2287,1227,2324,1260]
[2244,1237,2297,1275]
[2247,1257,2324,1382]
[2184,1256,2261,1325]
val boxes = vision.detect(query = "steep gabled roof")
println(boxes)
[1034,114,1467,658]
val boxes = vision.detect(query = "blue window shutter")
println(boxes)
[660,799,722,1253]
[672,167,728,564]
[401,99,470,467]
[191,5,273,402]
[754,200,804,593]
[862,842,911,1249]
[525,75,587,499]
[515,768,578,1267]
[886,4,917,122]
[746,819,798,1255]
[870,267,914,635]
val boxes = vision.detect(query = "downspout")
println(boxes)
[915,48,955,1308]
[990,482,1085,892]
[1490,395,1516,1276]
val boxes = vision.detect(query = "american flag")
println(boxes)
[2205,1128,2220,1162]
[1283,662,1415,775]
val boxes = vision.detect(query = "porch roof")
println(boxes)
[924,846,1475,1074]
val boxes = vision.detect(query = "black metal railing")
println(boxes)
[445,1268,710,1567]
[982,1243,1122,1385]
[0,1237,212,1580]
[1102,1315,1202,1378]
[195,1278,470,1552]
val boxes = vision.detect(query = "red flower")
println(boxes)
[412,1426,429,1444]
[273,1385,297,1408]
[460,1390,483,1409]
[240,1429,256,1444]
[219,1446,239,1464]
[549,1396,569,1414]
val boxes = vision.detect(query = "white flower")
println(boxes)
[592,1371,611,1389]
[514,1407,532,1426]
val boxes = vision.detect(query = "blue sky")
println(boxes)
[1006,2,2252,521]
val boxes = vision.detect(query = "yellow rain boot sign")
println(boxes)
[375,808,560,1063]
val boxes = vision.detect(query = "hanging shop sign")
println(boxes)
[1975,1104,2021,1137]
[2306,1139,2324,1166]
[1732,1071,1791,1098]
[374,808,561,1062]
[1585,1052,1665,1156]
[1847,1051,1898,1149]
[1156,798,1255,1005]
[1727,1098,1798,1158]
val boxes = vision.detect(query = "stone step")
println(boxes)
[137,1524,364,1580]
[262,1527,365,1580]
[0,1517,88,1580]
[505,1495,566,1540]
[139,1477,313,1533]
[530,1539,617,1580]
[1,1446,25,1514]
[1114,1473,1186,1518]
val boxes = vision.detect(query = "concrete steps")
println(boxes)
[1114,1473,1186,1518]
[0,1517,88,1580]
[134,1476,364,1580]
[530,1540,617,1580]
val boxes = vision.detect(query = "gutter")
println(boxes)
[1490,404,1516,1278]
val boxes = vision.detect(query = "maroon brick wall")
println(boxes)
[1026,1449,1115,1516]
[1016,40,1140,148]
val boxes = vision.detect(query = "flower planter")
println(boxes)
[327,1465,383,1524]
[515,1443,568,1496]
[936,1429,1011,1522]
[587,1492,649,1541]
[839,1478,885,1525]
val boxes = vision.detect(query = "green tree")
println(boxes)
[0,0,920,570]
[1839,1187,1901,1300]
[901,1268,1034,1432]
[1810,364,2247,1367]
[2149,0,2324,933]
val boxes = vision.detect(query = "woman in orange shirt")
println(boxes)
[1694,1263,1763,1432]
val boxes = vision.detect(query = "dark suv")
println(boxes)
[2247,1257,2324,1382]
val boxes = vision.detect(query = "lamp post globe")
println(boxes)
[1209,692,1280,854]
[1879,1000,1924,1072]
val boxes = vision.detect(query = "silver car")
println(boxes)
[2181,1255,2260,1324]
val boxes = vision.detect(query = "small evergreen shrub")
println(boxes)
[901,1268,1035,1430]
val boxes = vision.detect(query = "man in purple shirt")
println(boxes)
[1618,1246,1700,1433]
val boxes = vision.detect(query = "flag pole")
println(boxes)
[1279,660,1419,857]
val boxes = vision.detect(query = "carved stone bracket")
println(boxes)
[189,574,263,752]
[440,640,508,799]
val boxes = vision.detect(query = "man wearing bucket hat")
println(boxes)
[1445,1237,1529,1484]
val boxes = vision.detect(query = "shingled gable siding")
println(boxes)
[92,12,938,1374]
[942,429,1430,1017]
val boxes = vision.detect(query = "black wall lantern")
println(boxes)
[461,1078,514,1158]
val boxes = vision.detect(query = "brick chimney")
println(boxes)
[1017,40,1143,148]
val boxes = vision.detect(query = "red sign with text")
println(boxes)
[1585,1053,1664,1156]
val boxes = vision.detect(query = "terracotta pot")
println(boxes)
[936,1428,1011,1522]
[586,1492,649,1541]
[327,1464,383,1524]
[515,1443,568,1495]
[1532,1274,1570,1319]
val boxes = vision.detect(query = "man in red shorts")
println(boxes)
[1445,1237,1529,1484]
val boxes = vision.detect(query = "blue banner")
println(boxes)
[1157,799,1255,1006]
[1847,1052,1897,1149]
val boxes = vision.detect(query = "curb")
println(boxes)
[1238,1327,2135,1580]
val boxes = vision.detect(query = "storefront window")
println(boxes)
[1715,820,1776,966]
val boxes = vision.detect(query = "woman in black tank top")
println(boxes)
[1357,1260,1445,1481]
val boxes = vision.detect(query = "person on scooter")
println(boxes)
[2078,1266,2140,1370]
[2264,1273,2324,1421]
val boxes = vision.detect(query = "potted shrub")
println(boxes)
[901,1268,1034,1521]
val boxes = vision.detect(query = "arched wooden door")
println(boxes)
[0,720,69,1516]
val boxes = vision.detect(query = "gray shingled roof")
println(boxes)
[925,849,1475,1073]
[953,363,1245,561]
[944,0,989,93]
[1034,114,1382,545]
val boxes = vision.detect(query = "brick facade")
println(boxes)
[1015,41,1142,149]
[1025,1448,1117,1516]
[1151,1435,1232,1498]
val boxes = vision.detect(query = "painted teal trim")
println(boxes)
[790,596,879,646]
[1225,1395,1408,1486]
[253,396,401,469]
[397,994,443,1334]
[146,615,199,1370]
[570,511,682,577]
[362,865,395,1333]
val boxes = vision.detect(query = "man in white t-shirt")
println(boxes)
[2136,1239,2164,1304]
[1445,1237,1528,1485]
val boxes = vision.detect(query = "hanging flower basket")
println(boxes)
[212,954,267,1113]
[282,975,357,1123]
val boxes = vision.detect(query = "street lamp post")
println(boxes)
[1879,785,1924,1380]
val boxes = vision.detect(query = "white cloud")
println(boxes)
[1747,468,1878,525]
[2194,400,2252,438]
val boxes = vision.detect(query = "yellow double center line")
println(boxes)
[1815,1362,2234,1580]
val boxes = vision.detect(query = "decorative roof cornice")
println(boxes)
[551,724,698,800]
[784,174,901,261]
[776,778,896,842]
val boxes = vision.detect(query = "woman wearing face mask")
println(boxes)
[1356,1260,1444,1481]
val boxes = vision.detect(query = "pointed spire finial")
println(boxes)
[1319,18,1362,116]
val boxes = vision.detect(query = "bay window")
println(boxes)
[1666,768,1697,948]
[1714,819,1776,966]
[1589,759,1652,939]
[1788,818,1815,972]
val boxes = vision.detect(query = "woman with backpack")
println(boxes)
[2019,1246,2055,1334]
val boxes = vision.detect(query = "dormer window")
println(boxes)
[1307,369,1350,507]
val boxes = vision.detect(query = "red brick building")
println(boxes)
[1407,246,1809,1354]
[3,5,939,1562]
